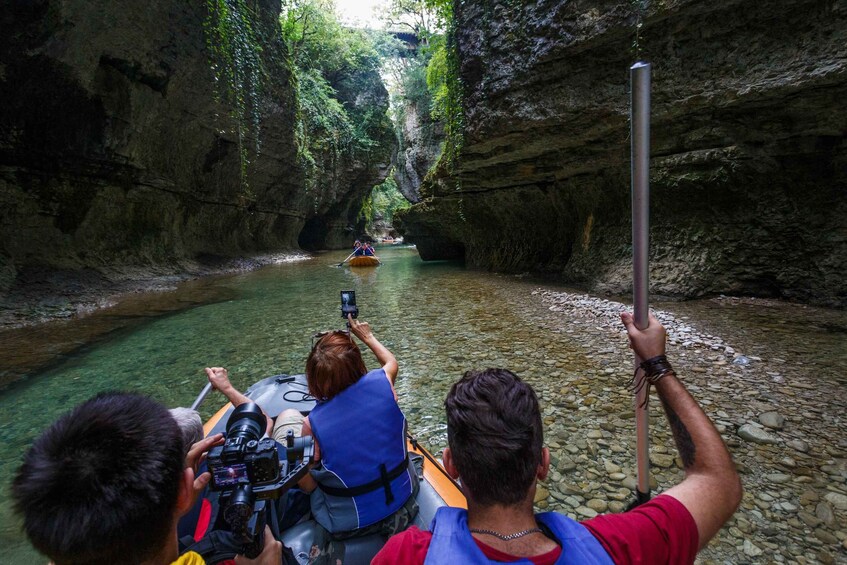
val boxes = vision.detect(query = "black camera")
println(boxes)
[341,290,358,319]
[202,403,314,559]
[207,404,280,489]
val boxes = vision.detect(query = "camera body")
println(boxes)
[207,436,280,489]
[207,403,281,490]
[200,402,314,559]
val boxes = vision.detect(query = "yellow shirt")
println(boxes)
[171,551,205,565]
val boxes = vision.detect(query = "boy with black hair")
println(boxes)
[375,312,742,564]
[13,392,280,565]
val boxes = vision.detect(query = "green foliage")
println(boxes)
[281,0,390,199]
[360,174,411,224]
[631,0,649,59]
[204,0,265,198]
[424,12,463,169]
[425,36,448,120]
[387,0,463,171]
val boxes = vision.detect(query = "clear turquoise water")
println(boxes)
[2,245,845,563]
[1,245,587,563]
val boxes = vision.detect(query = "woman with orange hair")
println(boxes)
[293,314,417,537]
[205,314,418,538]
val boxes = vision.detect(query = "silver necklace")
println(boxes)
[469,527,543,541]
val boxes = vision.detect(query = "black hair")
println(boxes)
[12,392,185,565]
[445,368,544,506]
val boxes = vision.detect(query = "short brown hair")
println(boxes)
[306,331,367,400]
[445,368,544,506]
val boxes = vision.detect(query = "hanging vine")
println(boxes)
[631,0,649,61]
[204,0,265,202]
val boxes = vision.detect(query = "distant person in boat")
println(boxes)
[205,314,418,541]
[11,393,281,565]
[353,240,366,256]
[363,242,376,256]
[374,313,742,564]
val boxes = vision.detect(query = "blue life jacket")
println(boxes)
[354,247,365,256]
[424,507,613,564]
[364,248,375,256]
[308,368,415,532]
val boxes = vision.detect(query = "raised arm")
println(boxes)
[621,312,742,550]
[205,367,274,435]
[347,314,399,386]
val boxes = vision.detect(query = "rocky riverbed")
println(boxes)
[399,280,846,564]
[529,290,847,564]
[1,248,844,562]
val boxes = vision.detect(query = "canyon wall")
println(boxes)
[0,0,393,293]
[392,98,445,204]
[396,0,847,306]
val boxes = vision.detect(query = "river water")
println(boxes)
[1,245,845,563]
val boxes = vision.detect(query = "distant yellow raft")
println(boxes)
[349,256,379,267]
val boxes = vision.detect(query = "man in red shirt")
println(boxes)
[374,312,742,564]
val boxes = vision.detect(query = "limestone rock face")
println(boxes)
[397,0,847,306]
[392,99,445,204]
[0,0,393,288]
[0,0,308,284]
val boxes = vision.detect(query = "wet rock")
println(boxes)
[743,539,763,557]
[650,453,676,468]
[817,502,836,526]
[575,506,598,518]
[815,529,838,545]
[799,511,822,527]
[586,499,608,513]
[608,501,625,513]
[823,492,847,511]
[738,424,780,445]
[759,411,786,430]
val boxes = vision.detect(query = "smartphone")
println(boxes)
[340,290,358,319]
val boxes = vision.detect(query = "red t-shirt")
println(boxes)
[372,495,698,564]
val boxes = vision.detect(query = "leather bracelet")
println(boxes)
[639,355,674,383]
[630,355,675,408]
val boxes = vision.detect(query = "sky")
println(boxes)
[335,0,388,28]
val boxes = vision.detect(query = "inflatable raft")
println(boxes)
[193,373,464,564]
[348,256,380,267]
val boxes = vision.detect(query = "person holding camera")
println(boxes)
[12,392,281,565]
[374,312,742,564]
[205,313,418,542]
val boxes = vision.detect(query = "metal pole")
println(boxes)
[631,61,651,505]
[190,382,213,411]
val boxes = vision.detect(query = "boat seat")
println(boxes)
[280,520,387,565]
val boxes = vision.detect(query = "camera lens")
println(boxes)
[226,403,266,443]
[224,485,255,543]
